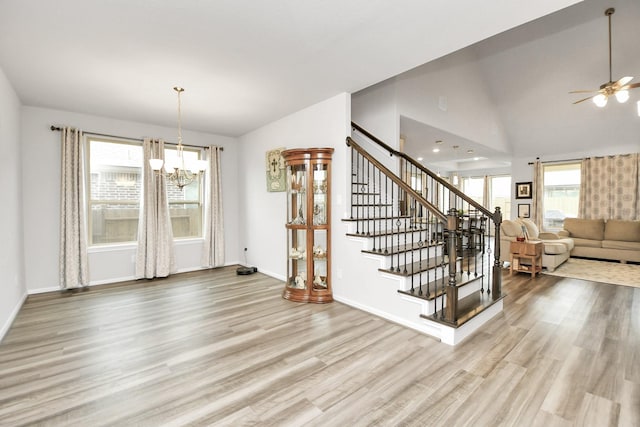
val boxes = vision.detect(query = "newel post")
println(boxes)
[445,208,459,323]
[492,207,503,297]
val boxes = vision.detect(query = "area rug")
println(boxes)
[543,258,640,289]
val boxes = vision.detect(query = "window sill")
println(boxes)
[89,238,204,253]
[89,243,137,253]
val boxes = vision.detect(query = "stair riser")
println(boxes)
[377,248,444,270]
[398,276,485,316]
[347,228,437,245]
[345,215,413,229]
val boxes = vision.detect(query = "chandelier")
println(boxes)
[149,86,207,189]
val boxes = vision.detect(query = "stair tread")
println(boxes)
[346,228,430,238]
[362,241,443,256]
[379,256,448,276]
[350,203,393,207]
[342,215,411,222]
[421,290,506,328]
[398,274,484,301]
[379,253,480,276]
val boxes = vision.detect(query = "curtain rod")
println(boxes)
[527,157,583,165]
[49,125,223,151]
[527,153,635,165]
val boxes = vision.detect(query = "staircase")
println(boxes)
[342,123,505,345]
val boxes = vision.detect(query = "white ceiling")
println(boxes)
[0,0,581,137]
[397,0,640,168]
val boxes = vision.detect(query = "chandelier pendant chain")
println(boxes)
[171,86,194,189]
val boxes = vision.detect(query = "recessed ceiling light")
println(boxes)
[417,157,424,161]
[453,145,459,150]
[467,149,474,154]
[432,148,440,153]
[435,140,443,145]
[473,157,480,161]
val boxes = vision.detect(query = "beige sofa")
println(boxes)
[500,218,575,271]
[559,218,640,263]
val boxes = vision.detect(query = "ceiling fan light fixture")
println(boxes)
[615,90,629,103]
[571,8,639,107]
[593,94,608,107]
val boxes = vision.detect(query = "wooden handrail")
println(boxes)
[351,121,493,219]
[346,136,447,223]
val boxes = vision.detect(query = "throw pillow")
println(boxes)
[519,218,539,239]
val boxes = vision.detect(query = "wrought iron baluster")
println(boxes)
[376,168,382,253]
[384,175,389,255]
[350,147,358,221]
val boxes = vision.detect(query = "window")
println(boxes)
[489,175,511,220]
[86,137,205,245]
[462,177,484,206]
[164,146,204,239]
[87,137,143,245]
[460,175,511,234]
[542,163,581,230]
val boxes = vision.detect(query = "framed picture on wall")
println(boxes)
[515,181,532,199]
[518,204,531,218]
[266,147,286,192]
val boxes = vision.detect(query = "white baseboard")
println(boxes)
[254,268,285,282]
[30,263,242,295]
[28,285,61,295]
[0,291,28,343]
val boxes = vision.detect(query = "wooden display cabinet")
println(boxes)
[282,148,333,303]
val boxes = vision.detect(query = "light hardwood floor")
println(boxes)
[0,266,638,426]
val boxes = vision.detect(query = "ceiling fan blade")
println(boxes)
[569,89,598,94]
[573,95,596,104]
[612,76,633,89]
[620,82,640,91]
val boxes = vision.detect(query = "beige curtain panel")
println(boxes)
[202,146,225,268]
[579,153,639,220]
[532,160,544,228]
[59,127,89,289]
[136,138,175,279]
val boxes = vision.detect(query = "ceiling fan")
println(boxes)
[570,7,640,107]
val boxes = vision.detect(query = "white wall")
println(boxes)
[352,48,511,156]
[21,106,240,292]
[351,80,400,150]
[395,48,509,154]
[237,93,351,281]
[0,67,26,341]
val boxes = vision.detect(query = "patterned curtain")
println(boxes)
[136,138,175,278]
[202,146,225,268]
[59,127,89,289]
[579,154,639,220]
[531,160,544,229]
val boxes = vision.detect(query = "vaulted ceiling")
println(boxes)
[391,0,640,171]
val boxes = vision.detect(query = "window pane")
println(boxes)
[90,203,139,244]
[462,177,483,206]
[164,146,204,238]
[489,176,511,219]
[543,163,581,230]
[88,139,142,245]
[169,203,202,238]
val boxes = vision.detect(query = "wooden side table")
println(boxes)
[510,241,543,278]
